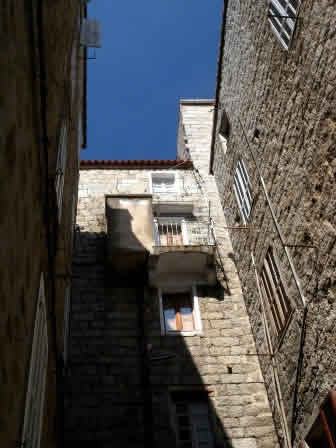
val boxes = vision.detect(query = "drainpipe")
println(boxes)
[136,261,153,448]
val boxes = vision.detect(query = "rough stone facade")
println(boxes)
[65,103,279,448]
[211,2,336,447]
[0,1,86,446]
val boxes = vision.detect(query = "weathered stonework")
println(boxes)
[0,1,86,446]
[66,103,279,447]
[211,2,336,447]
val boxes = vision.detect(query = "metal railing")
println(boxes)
[153,218,214,247]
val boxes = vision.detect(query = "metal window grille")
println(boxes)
[55,121,68,221]
[268,0,298,50]
[21,274,48,448]
[233,159,253,223]
[80,19,101,48]
[153,218,214,246]
[154,219,184,246]
[260,248,291,339]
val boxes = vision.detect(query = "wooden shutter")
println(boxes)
[175,293,194,331]
[260,248,291,341]
[21,274,48,448]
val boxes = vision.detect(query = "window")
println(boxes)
[260,248,292,341]
[171,391,214,448]
[218,110,229,155]
[233,159,253,223]
[219,110,230,140]
[21,274,48,448]
[159,287,202,335]
[55,120,69,221]
[151,173,177,194]
[304,390,336,448]
[154,218,187,246]
[268,0,298,50]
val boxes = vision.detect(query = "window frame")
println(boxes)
[233,159,253,224]
[268,0,299,50]
[259,247,292,344]
[21,273,48,448]
[169,391,215,448]
[153,216,188,246]
[158,286,202,336]
[304,390,336,448]
[150,172,178,194]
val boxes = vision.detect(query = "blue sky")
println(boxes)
[84,0,222,160]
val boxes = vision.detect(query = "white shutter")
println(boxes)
[55,121,68,221]
[190,403,214,448]
[268,0,297,50]
[21,274,48,448]
[234,159,253,223]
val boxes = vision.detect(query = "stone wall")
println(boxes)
[0,1,84,446]
[211,2,336,446]
[67,104,279,447]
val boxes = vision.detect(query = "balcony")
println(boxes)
[148,218,216,288]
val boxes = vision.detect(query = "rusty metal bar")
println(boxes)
[320,409,336,448]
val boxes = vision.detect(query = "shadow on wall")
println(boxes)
[64,207,236,448]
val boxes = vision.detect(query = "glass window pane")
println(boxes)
[181,307,194,331]
[164,308,177,331]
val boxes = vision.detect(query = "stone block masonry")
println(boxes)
[211,1,336,446]
[65,103,279,447]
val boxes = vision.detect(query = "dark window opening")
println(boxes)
[219,110,230,139]
[171,391,214,448]
[305,391,336,448]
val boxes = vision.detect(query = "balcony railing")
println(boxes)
[153,218,214,247]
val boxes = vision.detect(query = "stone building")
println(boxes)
[0,1,96,446]
[210,1,336,447]
[65,101,280,448]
